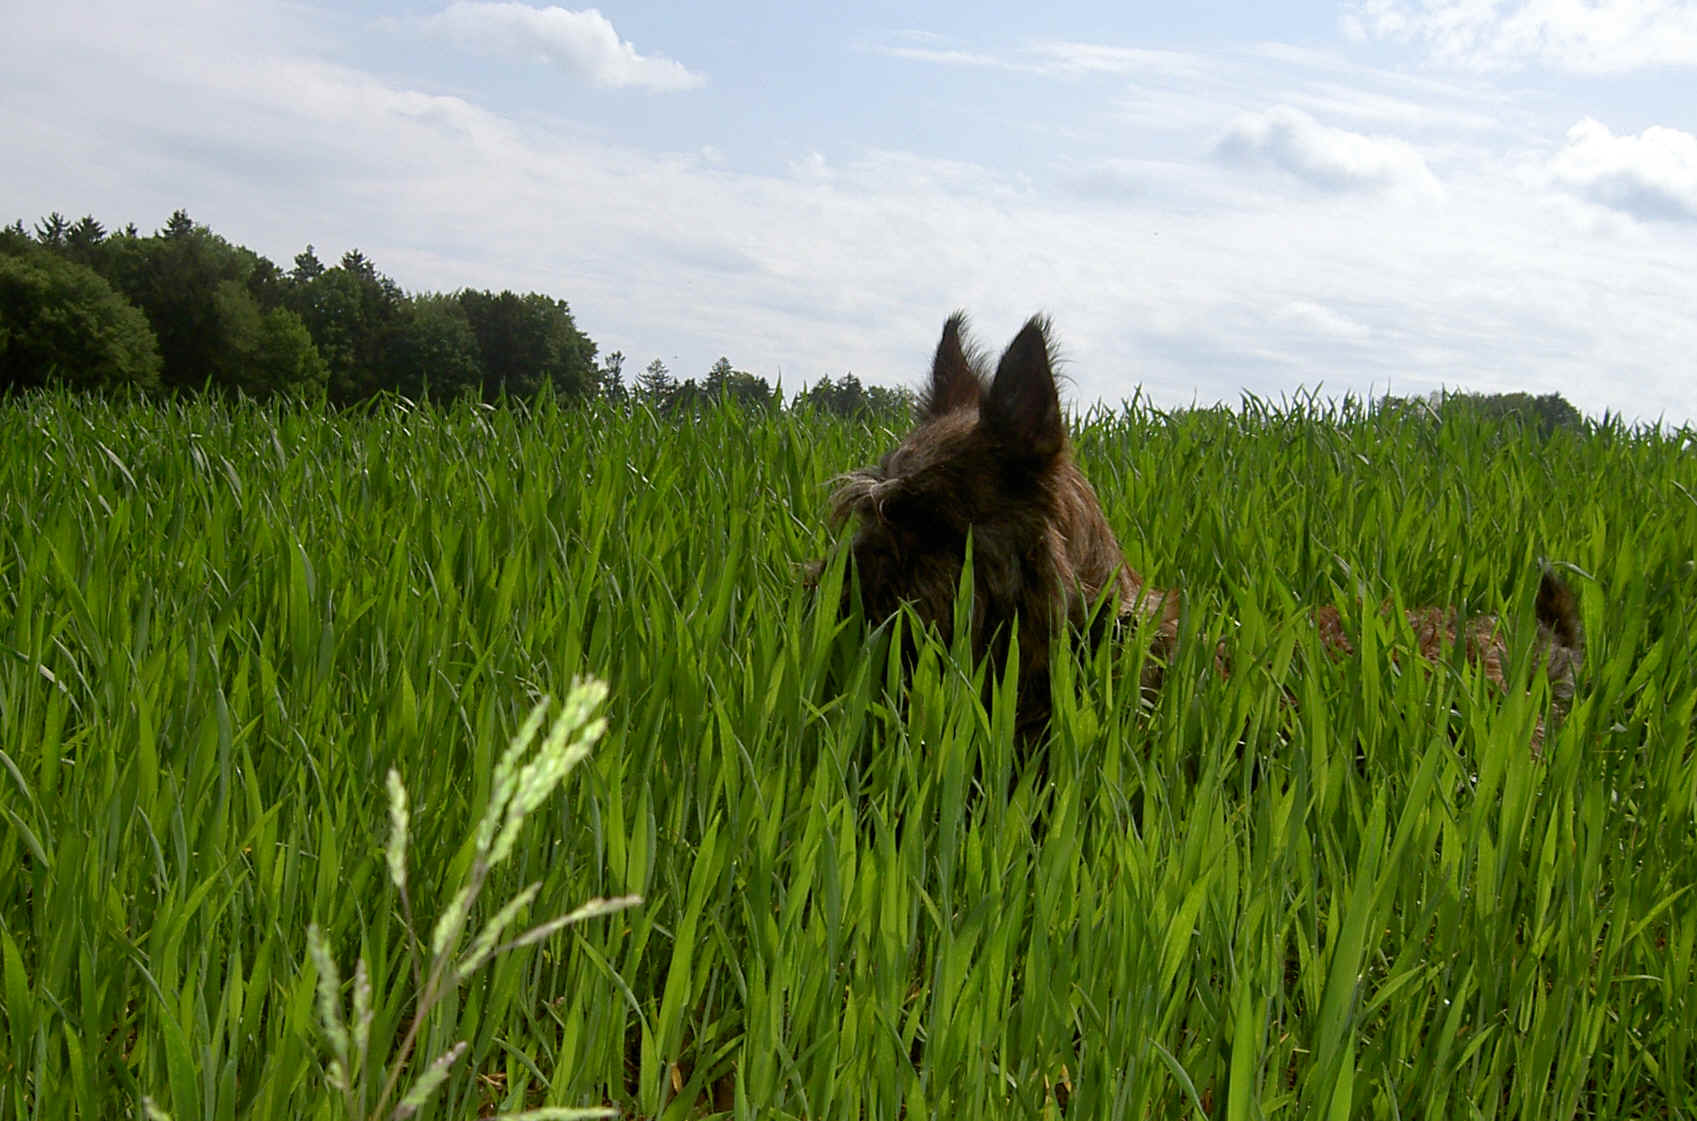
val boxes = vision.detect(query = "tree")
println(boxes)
[287,266,364,399]
[794,373,912,417]
[286,249,404,403]
[666,377,707,416]
[246,255,287,311]
[33,212,70,250]
[704,355,778,411]
[635,358,675,405]
[705,356,735,396]
[161,208,195,240]
[795,373,861,416]
[794,373,862,417]
[597,350,626,401]
[65,216,106,267]
[456,289,598,402]
[96,211,284,393]
[291,246,326,284]
[1429,390,1585,438]
[249,307,329,398]
[863,382,914,415]
[4,209,614,408]
[375,295,484,401]
[0,246,161,393]
[537,294,599,398]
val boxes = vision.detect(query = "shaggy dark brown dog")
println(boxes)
[817,312,1584,746]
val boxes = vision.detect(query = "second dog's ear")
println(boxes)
[985,315,1063,458]
[922,311,982,418]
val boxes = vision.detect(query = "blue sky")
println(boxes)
[5,0,1696,421]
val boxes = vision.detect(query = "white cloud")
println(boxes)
[790,151,832,181]
[872,36,1207,80]
[421,3,704,91]
[1349,0,1697,73]
[1282,81,1505,134]
[1215,105,1443,198]
[1026,41,1211,79]
[1274,300,1373,340]
[1549,117,1697,221]
[876,45,1006,69]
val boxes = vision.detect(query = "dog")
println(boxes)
[815,312,1584,748]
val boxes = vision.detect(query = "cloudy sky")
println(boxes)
[5,0,1695,422]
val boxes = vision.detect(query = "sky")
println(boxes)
[4,0,1696,423]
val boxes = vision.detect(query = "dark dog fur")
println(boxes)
[814,312,1585,748]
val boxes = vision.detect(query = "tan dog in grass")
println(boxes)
[813,312,1585,747]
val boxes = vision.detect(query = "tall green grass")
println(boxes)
[1,389,1693,1119]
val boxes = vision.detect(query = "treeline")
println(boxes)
[1378,389,1585,437]
[5,209,1591,431]
[0,210,913,417]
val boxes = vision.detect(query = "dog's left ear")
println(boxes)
[985,315,1064,458]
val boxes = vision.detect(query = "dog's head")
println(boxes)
[825,313,1133,666]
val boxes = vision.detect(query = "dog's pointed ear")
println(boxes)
[921,311,982,418]
[985,315,1064,458]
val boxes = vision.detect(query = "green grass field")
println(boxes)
[2,390,1694,1120]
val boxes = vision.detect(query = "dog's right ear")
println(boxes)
[921,311,983,418]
